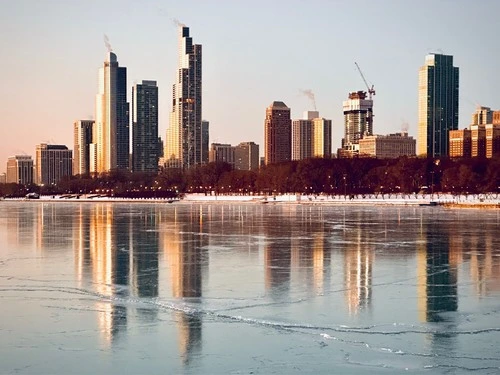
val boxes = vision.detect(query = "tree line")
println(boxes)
[2,156,500,198]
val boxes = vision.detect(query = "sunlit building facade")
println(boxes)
[208,143,234,166]
[449,129,471,158]
[312,118,332,158]
[358,132,416,159]
[341,91,373,156]
[35,144,73,185]
[73,120,94,175]
[165,26,202,169]
[94,52,129,173]
[6,155,34,184]
[292,119,313,160]
[417,53,459,157]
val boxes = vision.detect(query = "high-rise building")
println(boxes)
[493,111,500,125]
[312,118,332,158]
[471,125,486,158]
[132,80,159,173]
[359,132,416,159]
[234,142,259,170]
[449,129,471,158]
[264,101,291,165]
[94,52,129,173]
[73,120,94,176]
[292,119,313,160]
[6,155,34,184]
[0,173,5,184]
[201,120,209,164]
[485,124,500,158]
[165,26,202,169]
[208,143,234,166]
[417,53,459,157]
[35,144,72,185]
[471,106,492,125]
[342,91,373,154]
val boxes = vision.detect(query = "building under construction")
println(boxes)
[341,90,374,156]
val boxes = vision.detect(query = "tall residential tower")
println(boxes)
[417,53,459,157]
[94,52,129,173]
[73,120,94,176]
[342,91,373,155]
[264,101,291,165]
[165,26,202,169]
[132,80,159,173]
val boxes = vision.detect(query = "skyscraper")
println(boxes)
[292,119,313,160]
[165,26,202,169]
[35,144,72,185]
[132,80,159,173]
[73,120,94,176]
[312,118,332,158]
[418,53,459,157]
[94,52,129,173]
[342,91,373,154]
[264,101,291,165]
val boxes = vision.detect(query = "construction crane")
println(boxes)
[354,62,376,100]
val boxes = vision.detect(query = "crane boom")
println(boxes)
[354,62,376,100]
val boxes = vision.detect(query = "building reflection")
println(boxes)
[290,207,330,295]
[74,204,161,348]
[342,211,374,315]
[6,204,36,247]
[264,206,292,299]
[35,204,74,251]
[417,221,458,323]
[162,205,207,366]
[416,218,459,361]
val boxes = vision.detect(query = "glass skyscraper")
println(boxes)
[418,53,459,157]
[94,52,129,172]
[132,80,159,173]
[165,26,202,169]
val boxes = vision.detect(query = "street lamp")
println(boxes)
[343,174,347,200]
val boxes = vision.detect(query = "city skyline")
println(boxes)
[1,0,500,173]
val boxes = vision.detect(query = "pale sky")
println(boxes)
[1,0,499,174]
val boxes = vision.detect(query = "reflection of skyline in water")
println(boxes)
[72,204,161,347]
[342,212,374,316]
[16,202,500,367]
[162,205,207,366]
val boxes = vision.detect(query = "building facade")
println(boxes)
[234,142,259,171]
[94,52,129,173]
[342,91,373,154]
[208,143,235,167]
[417,53,459,157]
[449,129,471,158]
[264,101,291,165]
[73,120,94,176]
[312,118,332,158]
[165,26,202,169]
[358,132,416,159]
[132,80,159,173]
[6,155,34,184]
[201,120,209,164]
[292,119,313,160]
[35,144,73,185]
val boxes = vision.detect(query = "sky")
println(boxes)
[1,0,500,174]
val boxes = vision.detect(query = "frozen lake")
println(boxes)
[1,201,499,374]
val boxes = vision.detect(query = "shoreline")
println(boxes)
[2,193,500,208]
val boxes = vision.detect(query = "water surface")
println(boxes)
[1,202,499,374]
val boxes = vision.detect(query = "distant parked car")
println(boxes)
[25,192,40,199]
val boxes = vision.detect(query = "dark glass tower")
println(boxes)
[418,54,459,157]
[132,81,159,173]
